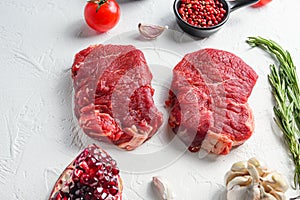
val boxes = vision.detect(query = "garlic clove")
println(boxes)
[248,157,269,177]
[271,173,289,192]
[262,173,289,193]
[226,176,253,190]
[248,157,261,167]
[138,23,168,40]
[247,163,260,184]
[152,176,175,200]
[225,170,250,185]
[231,161,248,172]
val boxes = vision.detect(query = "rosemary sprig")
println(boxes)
[247,36,300,189]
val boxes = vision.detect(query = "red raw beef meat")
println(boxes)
[72,44,163,150]
[166,48,258,155]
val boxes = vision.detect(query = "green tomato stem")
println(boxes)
[88,0,108,12]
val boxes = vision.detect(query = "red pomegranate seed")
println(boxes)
[74,168,83,178]
[109,187,119,196]
[178,0,227,28]
[80,174,91,185]
[49,144,122,200]
[109,181,116,187]
[112,168,119,175]
[79,161,89,172]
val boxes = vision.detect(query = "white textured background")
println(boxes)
[0,0,300,199]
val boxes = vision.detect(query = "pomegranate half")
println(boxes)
[49,144,122,200]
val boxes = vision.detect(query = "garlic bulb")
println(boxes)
[225,158,288,200]
[152,176,175,200]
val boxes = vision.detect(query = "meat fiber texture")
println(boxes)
[166,48,258,155]
[72,44,163,151]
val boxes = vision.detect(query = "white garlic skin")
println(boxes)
[152,176,175,200]
[225,158,288,200]
[138,23,168,40]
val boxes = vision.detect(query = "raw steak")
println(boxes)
[72,44,163,150]
[166,48,258,155]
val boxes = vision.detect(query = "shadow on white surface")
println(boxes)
[68,19,102,39]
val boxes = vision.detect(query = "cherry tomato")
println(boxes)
[251,0,272,8]
[84,0,120,33]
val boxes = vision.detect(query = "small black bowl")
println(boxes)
[173,0,259,38]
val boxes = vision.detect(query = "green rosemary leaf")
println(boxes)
[247,36,300,189]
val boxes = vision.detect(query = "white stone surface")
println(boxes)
[0,0,300,199]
